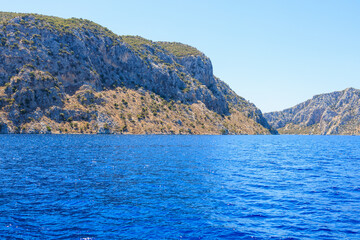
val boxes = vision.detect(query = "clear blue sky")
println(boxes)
[2,0,360,112]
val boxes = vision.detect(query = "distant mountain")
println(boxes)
[0,12,276,134]
[264,88,360,135]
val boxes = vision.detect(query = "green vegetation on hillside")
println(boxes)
[0,12,204,59]
[157,41,204,58]
[121,35,166,60]
[0,11,119,40]
[121,35,158,51]
[121,37,204,59]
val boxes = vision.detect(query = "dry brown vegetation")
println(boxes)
[3,87,270,135]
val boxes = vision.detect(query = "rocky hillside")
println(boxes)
[264,88,360,135]
[0,12,276,134]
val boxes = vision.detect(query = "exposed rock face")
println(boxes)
[264,88,360,135]
[0,12,275,134]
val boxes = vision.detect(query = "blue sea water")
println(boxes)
[0,135,359,240]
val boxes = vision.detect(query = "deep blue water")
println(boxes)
[0,135,359,239]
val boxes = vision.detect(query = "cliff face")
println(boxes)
[264,88,360,135]
[0,12,275,134]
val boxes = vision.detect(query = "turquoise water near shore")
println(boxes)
[0,135,359,239]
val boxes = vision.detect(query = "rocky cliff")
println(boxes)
[264,88,360,135]
[0,12,276,134]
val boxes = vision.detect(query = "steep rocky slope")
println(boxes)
[0,12,276,134]
[264,88,360,135]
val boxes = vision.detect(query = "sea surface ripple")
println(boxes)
[0,135,359,239]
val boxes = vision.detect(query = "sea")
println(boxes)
[0,135,359,239]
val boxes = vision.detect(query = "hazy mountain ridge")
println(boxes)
[0,12,275,134]
[264,88,360,135]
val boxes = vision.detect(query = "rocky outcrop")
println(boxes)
[264,88,360,135]
[0,12,275,134]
